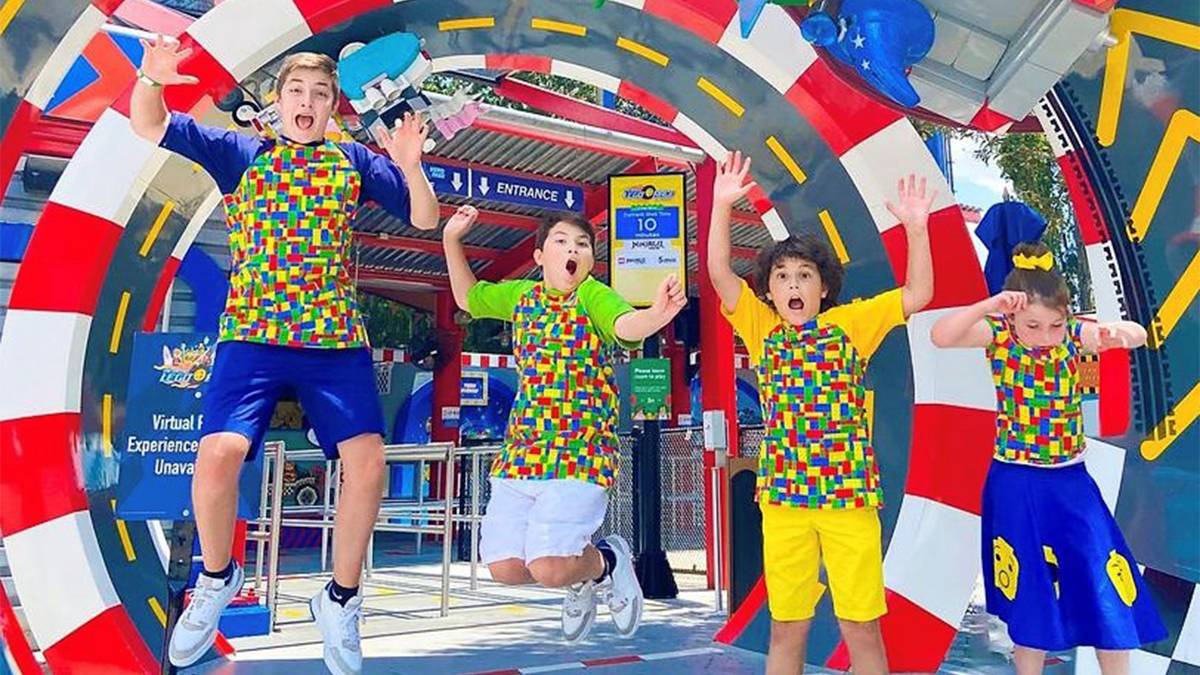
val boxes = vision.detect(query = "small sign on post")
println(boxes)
[630,357,672,421]
[609,173,688,307]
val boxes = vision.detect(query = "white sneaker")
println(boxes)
[310,588,364,675]
[168,562,244,667]
[596,535,643,637]
[561,580,599,643]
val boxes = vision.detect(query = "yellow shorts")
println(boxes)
[761,502,886,622]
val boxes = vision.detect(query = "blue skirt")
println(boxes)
[981,459,1167,651]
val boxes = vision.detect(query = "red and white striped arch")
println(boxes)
[0,0,989,670]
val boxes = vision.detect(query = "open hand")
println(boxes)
[714,151,756,207]
[885,173,936,231]
[137,34,199,86]
[381,112,429,172]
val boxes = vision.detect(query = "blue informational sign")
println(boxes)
[613,206,682,240]
[473,168,584,212]
[423,161,470,198]
[116,333,263,521]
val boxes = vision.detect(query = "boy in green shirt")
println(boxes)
[443,205,685,642]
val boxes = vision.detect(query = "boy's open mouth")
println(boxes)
[295,114,315,131]
[566,260,578,276]
[788,297,804,311]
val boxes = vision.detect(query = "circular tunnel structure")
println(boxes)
[0,0,1195,672]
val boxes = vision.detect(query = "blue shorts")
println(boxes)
[201,341,385,460]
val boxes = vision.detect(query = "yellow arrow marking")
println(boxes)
[109,291,132,354]
[531,18,587,36]
[115,519,137,562]
[148,597,167,626]
[818,210,850,264]
[1141,381,1200,461]
[1128,109,1199,243]
[766,136,807,185]
[616,37,669,66]
[1149,249,1200,349]
[139,201,175,257]
[102,393,114,458]
[439,17,496,31]
[697,77,744,118]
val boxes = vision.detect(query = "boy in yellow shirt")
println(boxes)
[707,152,935,675]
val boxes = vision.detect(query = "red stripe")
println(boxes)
[485,54,552,74]
[164,34,239,113]
[617,81,678,131]
[0,99,42,195]
[879,206,988,311]
[904,404,995,515]
[642,0,735,44]
[293,0,390,33]
[582,655,643,666]
[8,203,122,314]
[826,589,958,672]
[746,185,773,216]
[0,413,89,536]
[214,632,236,656]
[42,605,159,674]
[968,103,1017,133]
[142,256,181,332]
[1099,348,1131,437]
[0,587,40,675]
[784,59,903,156]
[1056,153,1107,245]
[91,0,125,13]
[50,34,137,122]
[713,575,767,644]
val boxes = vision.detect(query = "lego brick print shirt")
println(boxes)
[468,278,638,489]
[161,113,412,348]
[723,281,904,509]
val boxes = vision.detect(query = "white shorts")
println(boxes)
[479,478,609,564]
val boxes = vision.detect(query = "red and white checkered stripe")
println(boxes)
[372,347,409,363]
[461,352,516,369]
[3,1,982,670]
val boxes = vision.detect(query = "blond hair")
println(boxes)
[275,53,338,95]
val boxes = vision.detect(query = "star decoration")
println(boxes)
[852,32,865,48]
[861,59,871,70]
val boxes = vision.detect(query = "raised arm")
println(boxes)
[614,273,687,342]
[885,174,935,317]
[707,152,756,313]
[442,205,480,311]
[931,291,1026,348]
[379,112,439,230]
[130,35,198,143]
[1080,320,1148,353]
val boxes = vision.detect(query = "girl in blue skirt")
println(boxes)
[931,242,1166,674]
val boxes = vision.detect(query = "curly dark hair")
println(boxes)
[535,212,595,251]
[753,234,843,312]
[1004,241,1069,311]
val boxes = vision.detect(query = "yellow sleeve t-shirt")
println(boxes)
[723,281,905,509]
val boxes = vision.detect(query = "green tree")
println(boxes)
[912,120,1093,312]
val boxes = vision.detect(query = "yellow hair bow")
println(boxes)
[1013,251,1053,271]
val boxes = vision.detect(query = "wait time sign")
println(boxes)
[608,173,688,307]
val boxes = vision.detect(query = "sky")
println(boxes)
[949,134,1014,211]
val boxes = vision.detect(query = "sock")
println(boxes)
[202,560,235,583]
[594,542,617,583]
[327,579,359,607]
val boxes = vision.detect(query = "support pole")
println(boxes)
[633,334,678,599]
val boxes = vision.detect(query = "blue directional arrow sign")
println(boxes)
[473,169,584,212]
[423,161,471,198]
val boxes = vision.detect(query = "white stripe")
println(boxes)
[1084,242,1124,321]
[50,109,161,224]
[882,495,979,626]
[170,189,222,259]
[5,511,120,649]
[906,309,995,410]
[23,6,108,110]
[550,61,622,94]
[607,0,646,8]
[670,113,729,162]
[431,55,487,72]
[760,208,790,241]
[147,521,171,572]
[1033,101,1071,158]
[0,310,91,421]
[717,4,816,95]
[1081,437,1125,513]
[642,647,724,660]
[838,119,956,232]
[519,663,583,673]
[1175,585,1200,665]
[186,0,313,81]
[1076,647,1171,675]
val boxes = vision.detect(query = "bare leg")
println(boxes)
[488,559,536,585]
[838,618,888,675]
[1096,649,1130,675]
[526,546,605,588]
[331,433,386,588]
[192,432,250,572]
[1013,645,1047,675]
[766,619,812,675]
